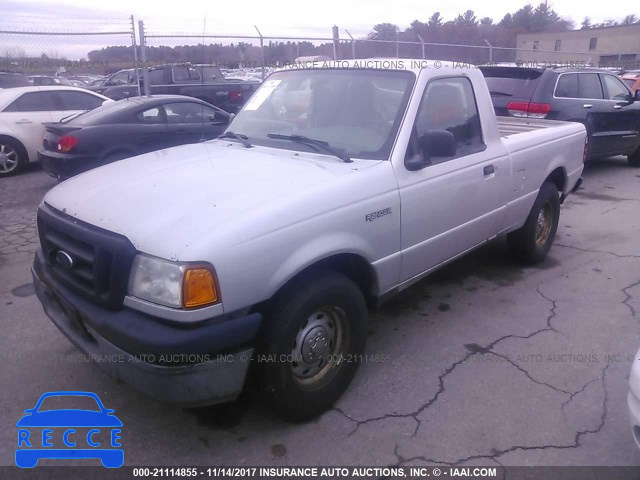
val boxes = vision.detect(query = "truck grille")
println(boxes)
[37,203,137,309]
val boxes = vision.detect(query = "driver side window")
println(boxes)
[412,76,485,164]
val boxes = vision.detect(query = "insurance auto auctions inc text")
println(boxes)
[199,466,498,478]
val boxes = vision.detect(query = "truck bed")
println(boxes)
[497,116,579,137]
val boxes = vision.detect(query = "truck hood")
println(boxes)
[43,141,378,260]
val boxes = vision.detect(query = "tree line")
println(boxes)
[5,3,638,71]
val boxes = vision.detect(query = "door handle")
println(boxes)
[583,104,593,109]
[15,120,33,124]
[483,165,495,176]
[613,105,622,109]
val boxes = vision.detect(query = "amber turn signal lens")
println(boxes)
[182,268,218,308]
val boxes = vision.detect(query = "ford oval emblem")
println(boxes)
[56,251,74,270]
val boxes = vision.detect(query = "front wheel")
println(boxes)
[507,182,560,264]
[0,139,26,177]
[256,271,368,421]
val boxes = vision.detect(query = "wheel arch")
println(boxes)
[544,166,566,193]
[255,253,379,313]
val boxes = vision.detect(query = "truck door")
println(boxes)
[395,76,509,282]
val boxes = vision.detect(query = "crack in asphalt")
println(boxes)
[560,376,601,414]
[333,286,561,436]
[333,351,474,437]
[555,243,640,259]
[334,268,622,465]
[488,352,575,396]
[622,279,640,331]
[394,364,610,466]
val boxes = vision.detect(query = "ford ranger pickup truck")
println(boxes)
[32,59,586,421]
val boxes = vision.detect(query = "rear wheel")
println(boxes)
[0,138,26,177]
[628,149,640,168]
[256,270,367,421]
[507,182,560,264]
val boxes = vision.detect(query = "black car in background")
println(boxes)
[38,95,231,179]
[99,64,259,114]
[0,72,30,89]
[479,65,640,167]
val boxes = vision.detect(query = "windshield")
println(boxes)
[227,69,415,160]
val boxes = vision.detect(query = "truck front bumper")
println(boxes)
[32,249,261,406]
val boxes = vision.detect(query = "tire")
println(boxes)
[0,138,27,177]
[628,149,640,168]
[507,182,560,264]
[256,270,368,421]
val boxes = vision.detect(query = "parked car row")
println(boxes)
[479,65,640,167]
[0,86,111,176]
[0,84,232,178]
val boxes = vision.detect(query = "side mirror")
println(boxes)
[634,90,640,102]
[405,130,456,171]
[421,130,457,159]
[211,111,232,124]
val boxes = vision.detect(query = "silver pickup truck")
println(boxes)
[32,60,586,420]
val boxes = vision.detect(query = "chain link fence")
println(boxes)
[0,14,635,86]
[0,14,137,87]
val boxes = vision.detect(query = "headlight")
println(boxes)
[128,254,219,309]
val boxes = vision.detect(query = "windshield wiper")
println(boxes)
[266,133,352,163]
[217,131,252,147]
[489,91,513,97]
[60,110,89,123]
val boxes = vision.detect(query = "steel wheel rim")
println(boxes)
[290,306,345,385]
[535,201,553,247]
[0,144,19,173]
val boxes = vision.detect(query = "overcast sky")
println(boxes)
[0,0,636,59]
[2,0,637,37]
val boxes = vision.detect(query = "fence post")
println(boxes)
[396,35,399,58]
[130,15,141,96]
[345,29,355,59]
[484,39,493,63]
[332,26,339,60]
[417,34,425,59]
[254,25,265,80]
[138,20,150,97]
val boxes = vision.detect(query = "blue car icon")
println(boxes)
[16,391,123,468]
